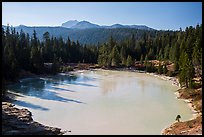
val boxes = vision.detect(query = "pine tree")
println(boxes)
[109,35,116,49]
[98,44,107,67]
[111,46,120,66]
[144,55,148,66]
[126,55,133,67]
[120,45,126,65]
[30,30,44,73]
[192,38,201,66]
[51,54,60,74]
[122,57,126,66]
[179,51,195,88]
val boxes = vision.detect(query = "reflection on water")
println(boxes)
[14,100,49,111]
[138,79,145,93]
[6,70,193,135]
[6,74,89,108]
[100,76,117,95]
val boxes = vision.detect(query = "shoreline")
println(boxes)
[93,67,180,87]
[125,69,201,135]
[90,68,201,135]
[3,67,201,135]
[2,101,66,135]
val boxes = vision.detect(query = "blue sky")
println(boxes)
[2,2,202,30]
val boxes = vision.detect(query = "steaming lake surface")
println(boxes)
[7,70,193,135]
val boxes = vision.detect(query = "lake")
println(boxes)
[7,69,193,135]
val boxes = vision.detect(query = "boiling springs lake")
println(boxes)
[6,69,193,135]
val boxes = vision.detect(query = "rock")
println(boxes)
[2,102,65,135]
[181,131,187,134]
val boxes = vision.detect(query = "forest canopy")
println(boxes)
[2,24,202,89]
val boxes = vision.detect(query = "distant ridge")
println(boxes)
[2,20,157,45]
[62,20,79,28]
[61,20,155,30]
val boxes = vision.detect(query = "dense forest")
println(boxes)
[2,25,157,45]
[2,26,98,74]
[2,24,202,89]
[97,24,202,88]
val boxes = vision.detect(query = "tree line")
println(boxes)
[97,24,202,88]
[2,24,202,89]
[2,26,98,81]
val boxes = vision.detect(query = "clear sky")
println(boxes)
[2,2,202,30]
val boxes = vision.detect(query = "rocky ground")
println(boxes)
[162,115,202,135]
[162,88,202,135]
[142,67,202,135]
[2,102,65,135]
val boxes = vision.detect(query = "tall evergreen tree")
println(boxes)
[111,46,120,66]
[126,55,133,67]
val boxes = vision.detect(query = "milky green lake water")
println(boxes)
[7,69,193,135]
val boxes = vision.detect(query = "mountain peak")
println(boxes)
[61,20,155,30]
[61,20,79,28]
[71,21,101,29]
[80,20,90,23]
